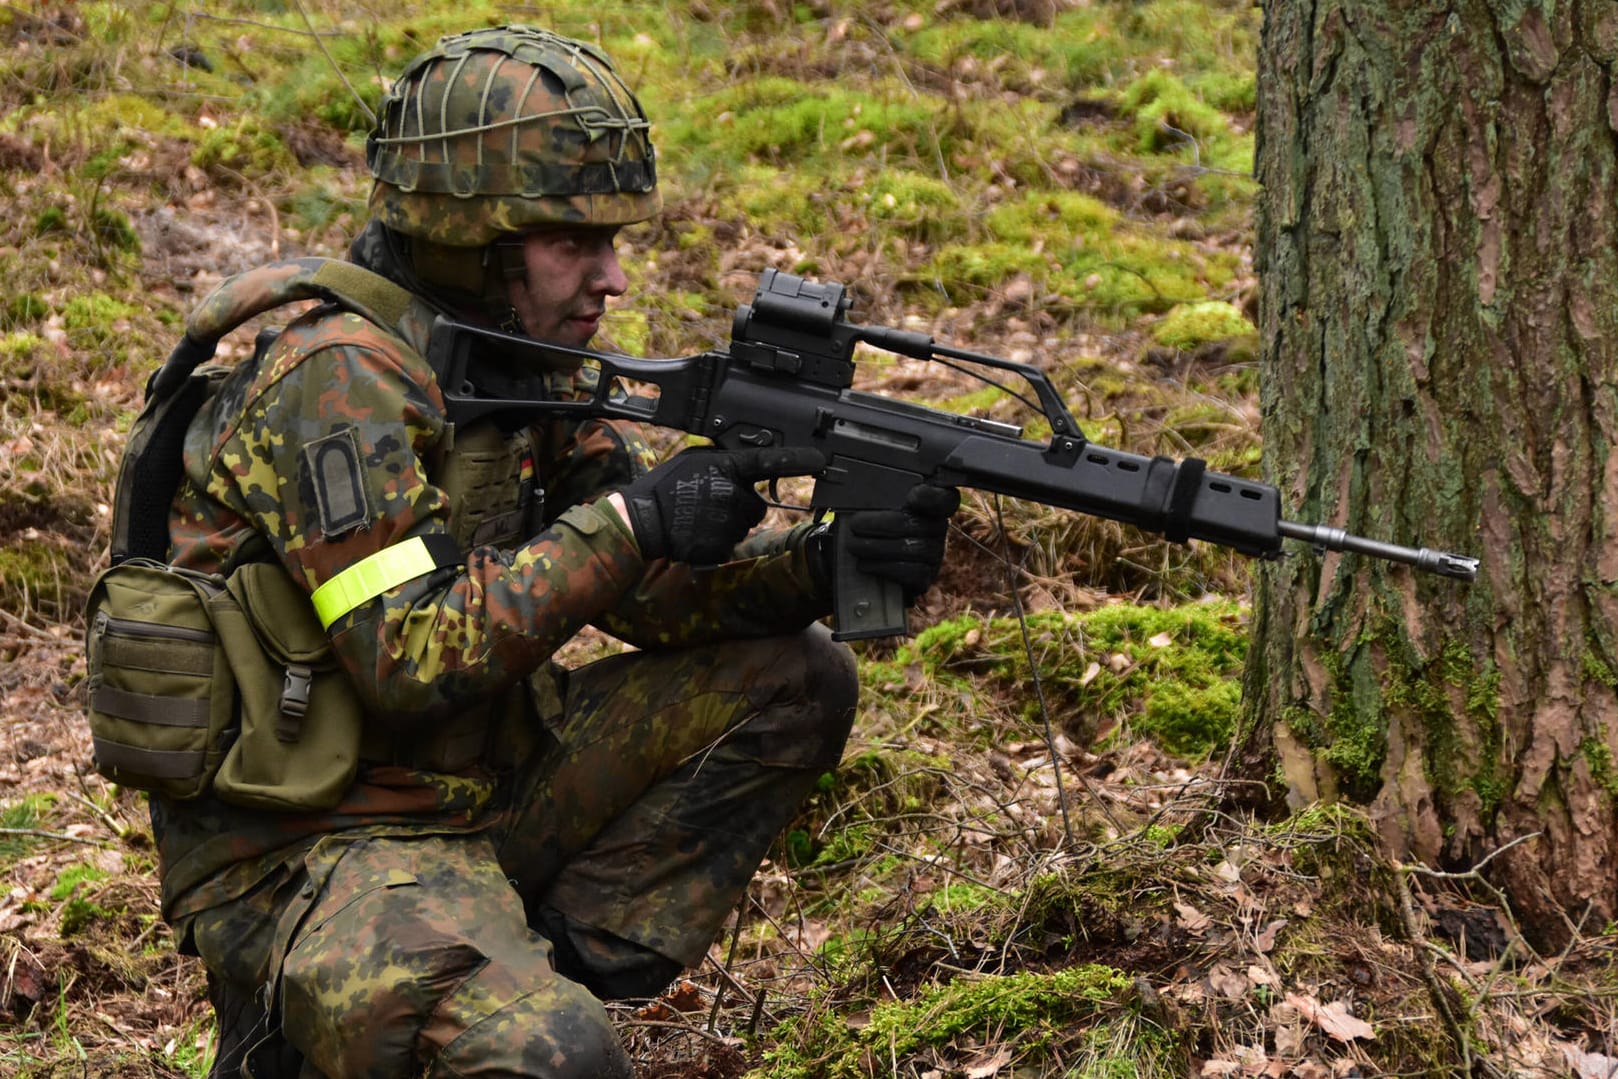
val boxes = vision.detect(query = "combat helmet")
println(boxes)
[364,25,660,319]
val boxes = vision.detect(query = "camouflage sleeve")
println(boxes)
[591,521,832,648]
[533,414,832,646]
[534,412,656,521]
[204,312,646,719]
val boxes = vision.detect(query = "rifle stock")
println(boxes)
[426,269,1479,639]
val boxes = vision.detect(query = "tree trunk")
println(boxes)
[1245,0,1618,945]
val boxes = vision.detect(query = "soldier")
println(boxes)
[152,25,957,1079]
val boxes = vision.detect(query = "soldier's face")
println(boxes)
[505,226,628,347]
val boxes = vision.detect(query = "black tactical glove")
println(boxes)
[621,446,826,565]
[816,484,961,603]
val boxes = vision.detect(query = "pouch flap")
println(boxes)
[91,558,224,633]
[227,562,332,665]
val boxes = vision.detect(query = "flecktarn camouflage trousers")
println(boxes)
[193,624,857,1078]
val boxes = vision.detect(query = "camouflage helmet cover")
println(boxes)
[367,25,661,246]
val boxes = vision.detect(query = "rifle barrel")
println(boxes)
[1277,521,1479,581]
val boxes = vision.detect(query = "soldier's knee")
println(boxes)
[281,929,484,1074]
[432,974,632,1079]
[757,623,858,769]
[802,621,860,717]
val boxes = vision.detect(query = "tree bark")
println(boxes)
[1246,0,1618,946]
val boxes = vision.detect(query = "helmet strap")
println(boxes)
[485,240,530,336]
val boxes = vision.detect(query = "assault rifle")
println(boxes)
[427,269,1478,640]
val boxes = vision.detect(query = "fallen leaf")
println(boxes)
[963,1046,1014,1078]
[1286,993,1374,1043]
[1273,1021,1306,1057]
[665,979,705,1012]
[1254,919,1287,953]
[1199,1060,1240,1077]
[1175,901,1212,933]
[1246,963,1278,987]
[1558,1041,1618,1079]
[1207,964,1248,1000]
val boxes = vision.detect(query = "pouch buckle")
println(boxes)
[278,663,312,742]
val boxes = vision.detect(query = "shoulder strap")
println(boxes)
[112,260,417,565]
[147,258,417,403]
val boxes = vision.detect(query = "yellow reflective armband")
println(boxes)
[310,534,463,628]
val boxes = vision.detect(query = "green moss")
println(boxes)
[755,965,1138,1079]
[925,190,1242,320]
[939,384,1009,418]
[1141,678,1242,758]
[925,240,1045,291]
[1315,644,1389,798]
[62,292,136,332]
[985,190,1119,246]
[51,863,117,937]
[1118,69,1230,153]
[1152,300,1255,350]
[1195,70,1258,114]
[192,116,296,180]
[865,170,963,243]
[49,863,109,902]
[901,0,1256,115]
[99,92,188,138]
[6,294,50,327]
[1297,621,1504,809]
[91,207,141,253]
[1142,823,1181,848]
[0,331,43,367]
[903,14,1114,88]
[727,164,842,241]
[0,539,85,623]
[1582,648,1618,690]
[250,12,508,133]
[891,601,1247,761]
[667,78,949,168]
[60,292,138,359]
[1581,739,1618,798]
[1117,1,1262,99]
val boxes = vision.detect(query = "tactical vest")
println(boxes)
[86,258,540,810]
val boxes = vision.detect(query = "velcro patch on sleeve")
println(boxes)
[304,427,371,537]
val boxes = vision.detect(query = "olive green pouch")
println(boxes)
[212,562,365,812]
[84,559,240,799]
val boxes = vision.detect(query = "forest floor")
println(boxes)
[3,2,1616,1077]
